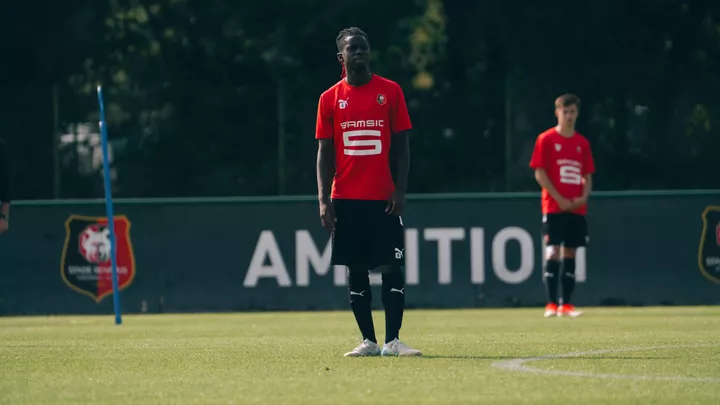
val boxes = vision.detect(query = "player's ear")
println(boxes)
[337,52,343,63]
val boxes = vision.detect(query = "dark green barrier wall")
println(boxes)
[1,191,718,315]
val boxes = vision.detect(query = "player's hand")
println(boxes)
[557,197,574,212]
[319,199,336,231]
[568,196,588,210]
[386,191,406,216]
[0,219,8,234]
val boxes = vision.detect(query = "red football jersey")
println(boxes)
[315,75,412,200]
[529,128,595,215]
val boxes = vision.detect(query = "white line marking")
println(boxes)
[492,344,720,382]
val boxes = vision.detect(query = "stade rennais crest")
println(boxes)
[698,206,720,284]
[60,215,136,302]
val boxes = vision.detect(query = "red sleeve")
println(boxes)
[315,95,333,139]
[529,135,546,169]
[583,140,596,175]
[391,84,412,134]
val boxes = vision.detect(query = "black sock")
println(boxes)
[561,257,576,305]
[381,268,405,343]
[543,259,560,305]
[348,268,376,343]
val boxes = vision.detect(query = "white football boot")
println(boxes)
[344,339,381,357]
[381,338,423,357]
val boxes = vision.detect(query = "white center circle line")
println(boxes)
[492,344,720,382]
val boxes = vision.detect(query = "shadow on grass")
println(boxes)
[421,355,520,360]
[421,355,672,360]
[549,356,673,360]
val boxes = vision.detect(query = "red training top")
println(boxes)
[315,74,412,200]
[529,128,595,215]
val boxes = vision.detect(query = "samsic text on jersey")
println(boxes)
[315,75,412,200]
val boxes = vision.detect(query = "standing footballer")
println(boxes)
[529,94,595,318]
[315,27,422,357]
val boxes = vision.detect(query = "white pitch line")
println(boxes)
[492,344,720,382]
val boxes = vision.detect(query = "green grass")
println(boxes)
[1,307,719,404]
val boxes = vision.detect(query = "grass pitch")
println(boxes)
[1,307,719,404]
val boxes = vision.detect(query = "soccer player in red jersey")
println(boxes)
[315,27,421,357]
[529,94,595,318]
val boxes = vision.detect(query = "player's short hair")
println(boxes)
[336,27,368,52]
[555,93,581,109]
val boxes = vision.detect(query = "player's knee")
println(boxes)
[381,267,404,290]
[545,245,561,261]
[562,247,576,259]
[348,268,371,303]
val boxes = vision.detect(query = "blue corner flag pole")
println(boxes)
[97,85,123,325]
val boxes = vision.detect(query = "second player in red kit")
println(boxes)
[530,94,595,318]
[316,27,421,358]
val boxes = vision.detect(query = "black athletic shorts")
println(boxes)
[331,199,405,270]
[542,212,588,248]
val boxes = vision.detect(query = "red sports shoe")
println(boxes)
[558,304,583,318]
[544,303,558,318]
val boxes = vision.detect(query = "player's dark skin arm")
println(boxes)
[317,138,336,231]
[534,168,572,211]
[387,131,410,216]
